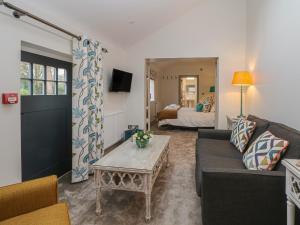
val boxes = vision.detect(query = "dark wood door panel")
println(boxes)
[21,51,72,181]
[21,109,71,180]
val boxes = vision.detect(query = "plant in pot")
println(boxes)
[132,130,152,149]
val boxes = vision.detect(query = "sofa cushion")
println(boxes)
[230,118,256,153]
[197,138,242,160]
[0,203,70,225]
[243,131,289,170]
[247,115,270,147]
[197,139,245,169]
[195,138,245,196]
[268,122,300,171]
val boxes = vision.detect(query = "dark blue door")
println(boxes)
[21,51,72,181]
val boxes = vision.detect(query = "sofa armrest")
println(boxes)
[0,175,58,221]
[198,129,231,140]
[201,168,286,225]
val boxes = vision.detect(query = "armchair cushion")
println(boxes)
[0,203,70,225]
[0,176,58,221]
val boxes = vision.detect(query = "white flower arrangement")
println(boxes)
[132,130,152,143]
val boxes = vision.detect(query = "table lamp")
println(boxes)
[232,71,253,117]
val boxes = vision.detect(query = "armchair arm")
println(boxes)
[0,175,58,221]
[198,129,231,140]
[201,168,286,225]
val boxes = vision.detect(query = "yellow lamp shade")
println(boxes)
[232,71,253,86]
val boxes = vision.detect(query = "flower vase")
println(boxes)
[136,139,149,149]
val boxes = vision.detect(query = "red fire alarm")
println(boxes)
[2,93,18,104]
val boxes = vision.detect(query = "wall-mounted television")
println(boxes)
[110,69,133,92]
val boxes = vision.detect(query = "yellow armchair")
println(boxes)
[0,176,71,225]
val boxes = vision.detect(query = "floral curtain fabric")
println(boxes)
[72,36,104,183]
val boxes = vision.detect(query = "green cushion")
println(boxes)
[196,103,203,112]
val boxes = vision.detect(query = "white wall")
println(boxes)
[126,0,247,129]
[157,60,216,109]
[246,0,300,130]
[0,10,129,186]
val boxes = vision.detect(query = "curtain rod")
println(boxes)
[0,0,108,53]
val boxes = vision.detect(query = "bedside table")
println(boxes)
[282,159,300,225]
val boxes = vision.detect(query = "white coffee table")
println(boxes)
[282,159,300,225]
[92,135,171,222]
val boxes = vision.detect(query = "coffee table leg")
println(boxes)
[145,174,152,222]
[145,193,151,222]
[166,145,170,168]
[95,170,102,215]
[96,187,102,215]
[166,152,170,168]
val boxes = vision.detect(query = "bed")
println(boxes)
[158,106,215,128]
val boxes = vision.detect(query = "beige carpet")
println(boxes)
[59,128,202,225]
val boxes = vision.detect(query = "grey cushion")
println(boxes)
[197,138,242,160]
[268,122,300,171]
[198,129,232,140]
[201,168,286,225]
[247,114,270,147]
[195,139,245,196]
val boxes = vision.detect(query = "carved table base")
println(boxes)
[94,144,169,221]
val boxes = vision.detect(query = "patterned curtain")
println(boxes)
[71,36,104,183]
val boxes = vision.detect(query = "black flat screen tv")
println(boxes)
[110,69,133,92]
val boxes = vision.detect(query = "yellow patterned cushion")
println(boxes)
[0,203,71,225]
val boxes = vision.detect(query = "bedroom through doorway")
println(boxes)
[145,58,218,131]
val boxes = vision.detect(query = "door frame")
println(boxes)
[144,60,151,131]
[144,57,219,130]
[178,75,199,107]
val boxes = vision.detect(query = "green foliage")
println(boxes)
[133,130,152,142]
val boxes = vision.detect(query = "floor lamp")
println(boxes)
[232,71,253,117]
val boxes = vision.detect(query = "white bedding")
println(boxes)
[158,107,215,128]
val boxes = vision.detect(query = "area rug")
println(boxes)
[59,128,202,225]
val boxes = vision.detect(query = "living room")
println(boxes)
[0,0,299,225]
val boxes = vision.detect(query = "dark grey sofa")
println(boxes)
[196,115,300,225]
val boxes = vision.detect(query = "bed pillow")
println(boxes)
[164,104,180,110]
[199,93,215,105]
[230,118,256,153]
[199,93,214,113]
[202,99,212,113]
[243,131,289,170]
[202,103,211,112]
[196,103,203,112]
[210,103,216,112]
